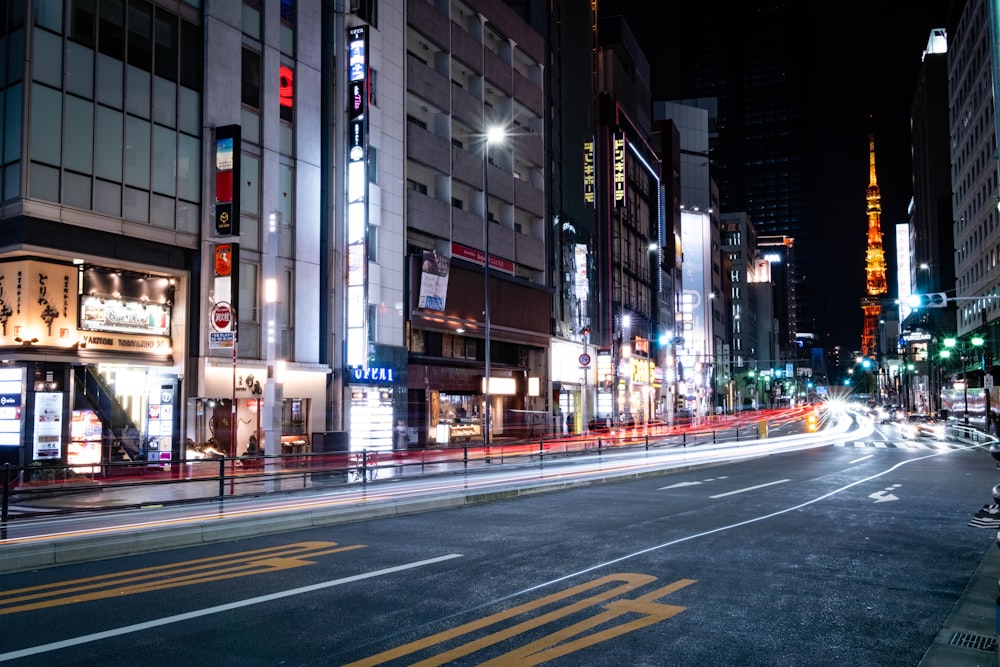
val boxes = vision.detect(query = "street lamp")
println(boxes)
[941,335,985,423]
[483,125,505,451]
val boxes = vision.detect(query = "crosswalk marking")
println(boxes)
[835,440,970,450]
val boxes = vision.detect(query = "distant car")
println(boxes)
[900,414,946,439]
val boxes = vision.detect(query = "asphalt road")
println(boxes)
[0,420,994,665]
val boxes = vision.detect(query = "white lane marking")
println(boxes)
[870,483,902,503]
[0,554,463,661]
[657,476,728,490]
[472,444,979,615]
[708,479,790,498]
[848,454,874,464]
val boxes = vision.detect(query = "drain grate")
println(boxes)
[949,631,998,652]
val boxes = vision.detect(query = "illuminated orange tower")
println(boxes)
[860,133,888,357]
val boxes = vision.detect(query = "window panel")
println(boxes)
[63,171,92,209]
[150,193,175,228]
[123,185,148,223]
[96,53,123,108]
[152,76,176,127]
[127,0,152,71]
[35,0,63,32]
[3,83,23,163]
[29,83,62,166]
[68,0,96,47]
[238,262,257,322]
[65,42,95,98]
[5,27,25,85]
[278,163,293,225]
[152,124,176,195]
[94,178,121,216]
[94,105,123,181]
[97,0,124,59]
[241,48,260,110]
[64,96,94,174]
[126,64,150,118]
[124,114,150,189]
[176,200,198,233]
[28,162,60,202]
[177,132,200,201]
[3,163,22,201]
[154,12,177,82]
[31,28,62,87]
[242,3,261,39]
[178,86,200,135]
[241,153,259,216]
[178,20,201,90]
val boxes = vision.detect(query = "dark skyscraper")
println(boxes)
[659,3,824,344]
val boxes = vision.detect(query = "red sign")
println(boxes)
[211,301,233,331]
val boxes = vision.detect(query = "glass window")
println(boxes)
[242,2,261,40]
[176,200,198,234]
[94,105,123,181]
[68,0,96,47]
[94,178,121,216]
[3,84,22,164]
[150,193,175,228]
[28,162,59,202]
[3,163,22,201]
[279,64,293,123]
[154,12,177,82]
[63,171,92,209]
[5,26,26,86]
[178,86,200,135]
[152,124,176,195]
[64,96,94,174]
[238,262,257,323]
[241,153,259,216]
[96,53,123,108]
[35,0,63,33]
[29,83,62,166]
[177,132,200,202]
[126,65,151,118]
[278,163,293,225]
[152,76,176,128]
[123,185,149,223]
[65,41,95,98]
[178,19,201,91]
[31,27,62,88]
[127,0,152,71]
[241,48,260,110]
[97,0,124,60]
[124,114,150,189]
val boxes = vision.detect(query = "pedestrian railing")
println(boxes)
[0,417,780,523]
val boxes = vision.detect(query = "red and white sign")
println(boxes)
[210,301,233,331]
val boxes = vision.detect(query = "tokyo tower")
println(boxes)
[860,133,887,357]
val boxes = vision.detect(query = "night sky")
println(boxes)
[607,2,952,353]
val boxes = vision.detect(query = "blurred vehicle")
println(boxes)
[879,405,904,424]
[899,414,946,439]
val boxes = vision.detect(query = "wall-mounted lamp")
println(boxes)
[14,337,39,346]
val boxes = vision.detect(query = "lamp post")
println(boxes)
[483,125,505,451]
[941,335,985,424]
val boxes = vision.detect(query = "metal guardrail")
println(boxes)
[0,419,773,523]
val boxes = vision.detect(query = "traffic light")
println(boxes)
[908,293,948,308]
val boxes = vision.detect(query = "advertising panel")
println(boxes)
[33,392,62,460]
[0,259,79,346]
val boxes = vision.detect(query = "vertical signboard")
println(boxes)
[583,139,595,207]
[345,25,369,368]
[612,132,626,208]
[210,243,239,349]
[215,125,241,237]
[0,367,24,453]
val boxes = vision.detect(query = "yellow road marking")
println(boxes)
[345,573,696,666]
[0,541,363,615]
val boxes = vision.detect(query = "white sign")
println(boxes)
[209,331,235,349]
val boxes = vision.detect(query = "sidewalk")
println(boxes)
[920,537,1000,666]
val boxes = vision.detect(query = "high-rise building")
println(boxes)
[656,2,824,347]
